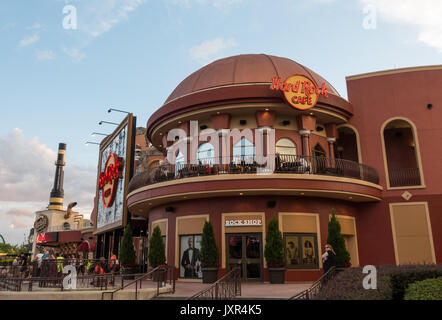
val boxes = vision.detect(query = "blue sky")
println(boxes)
[0,0,441,244]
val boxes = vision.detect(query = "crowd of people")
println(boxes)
[0,249,119,281]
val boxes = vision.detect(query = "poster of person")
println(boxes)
[180,235,202,279]
[285,236,300,266]
[301,236,317,265]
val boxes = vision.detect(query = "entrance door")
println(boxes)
[226,234,263,282]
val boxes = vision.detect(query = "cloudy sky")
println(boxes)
[0,0,441,245]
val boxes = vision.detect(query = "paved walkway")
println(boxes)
[160,281,313,299]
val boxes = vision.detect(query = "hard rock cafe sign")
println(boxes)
[98,153,124,208]
[34,215,49,234]
[270,74,329,110]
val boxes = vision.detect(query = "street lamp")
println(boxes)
[99,121,119,126]
[85,141,101,146]
[108,108,130,114]
[91,132,108,137]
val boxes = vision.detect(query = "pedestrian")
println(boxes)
[34,250,44,277]
[12,256,20,277]
[56,253,65,277]
[19,253,28,278]
[322,244,336,274]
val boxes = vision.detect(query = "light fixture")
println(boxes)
[300,192,305,195]
[217,112,220,114]
[265,108,269,111]
[309,112,314,116]
[91,132,108,137]
[349,196,353,200]
[108,108,130,114]
[85,141,100,146]
[239,193,244,196]
[178,121,182,124]
[159,133,163,136]
[99,120,119,126]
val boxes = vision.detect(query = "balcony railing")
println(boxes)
[388,167,421,187]
[128,155,379,193]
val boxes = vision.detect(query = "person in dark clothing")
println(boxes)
[322,244,336,274]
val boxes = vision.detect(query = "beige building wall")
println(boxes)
[389,202,436,265]
[336,215,359,267]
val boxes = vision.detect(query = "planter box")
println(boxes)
[202,267,219,284]
[268,267,286,284]
[151,267,166,282]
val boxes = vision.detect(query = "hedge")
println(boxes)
[314,264,442,300]
[404,277,442,300]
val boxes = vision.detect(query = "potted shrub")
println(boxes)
[327,209,351,271]
[264,218,286,284]
[119,224,138,279]
[148,226,166,282]
[200,221,220,283]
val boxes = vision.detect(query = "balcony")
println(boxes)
[126,155,382,210]
[129,155,379,193]
[388,167,421,188]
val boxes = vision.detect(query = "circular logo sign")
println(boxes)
[34,215,49,234]
[99,153,124,208]
[270,74,329,110]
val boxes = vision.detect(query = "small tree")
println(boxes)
[148,226,166,267]
[327,209,351,266]
[119,224,137,266]
[200,221,219,268]
[264,218,285,267]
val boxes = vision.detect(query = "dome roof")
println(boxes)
[165,54,340,104]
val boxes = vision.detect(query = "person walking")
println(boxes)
[322,244,336,274]
[56,253,65,277]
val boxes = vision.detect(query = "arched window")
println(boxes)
[148,160,160,168]
[233,138,255,163]
[313,144,326,158]
[197,143,215,165]
[336,126,360,163]
[276,138,297,156]
[382,119,423,187]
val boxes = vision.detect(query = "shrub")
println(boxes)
[315,264,442,300]
[264,218,285,267]
[390,265,442,300]
[148,226,166,267]
[404,277,442,300]
[119,224,137,266]
[200,221,219,268]
[327,209,350,267]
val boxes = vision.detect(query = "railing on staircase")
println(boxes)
[289,267,337,300]
[188,268,241,300]
[101,265,176,300]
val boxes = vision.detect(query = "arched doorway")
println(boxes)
[382,119,423,187]
[336,126,359,163]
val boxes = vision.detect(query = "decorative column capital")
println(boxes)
[299,130,311,136]
[327,137,337,143]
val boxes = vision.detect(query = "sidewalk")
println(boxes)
[159,281,313,299]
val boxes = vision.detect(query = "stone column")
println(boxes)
[299,130,312,158]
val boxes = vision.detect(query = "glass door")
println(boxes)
[227,234,263,282]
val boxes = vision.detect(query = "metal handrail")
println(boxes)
[289,266,337,300]
[188,267,241,300]
[128,155,380,193]
[101,265,176,300]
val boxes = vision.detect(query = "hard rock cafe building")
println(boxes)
[127,55,442,282]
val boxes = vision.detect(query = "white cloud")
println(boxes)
[64,47,86,62]
[78,0,148,37]
[19,34,39,47]
[36,50,56,60]
[361,0,442,53]
[189,37,237,64]
[0,129,96,244]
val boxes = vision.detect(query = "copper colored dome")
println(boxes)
[165,54,340,104]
